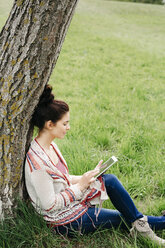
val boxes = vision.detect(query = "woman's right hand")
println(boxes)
[77,169,100,192]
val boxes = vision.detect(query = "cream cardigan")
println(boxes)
[25,139,108,226]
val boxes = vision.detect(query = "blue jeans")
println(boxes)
[54,174,165,235]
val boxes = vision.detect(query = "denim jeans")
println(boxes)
[54,174,165,235]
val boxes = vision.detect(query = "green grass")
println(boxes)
[0,0,165,247]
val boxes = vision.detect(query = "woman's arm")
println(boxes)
[28,161,103,213]
[30,170,83,213]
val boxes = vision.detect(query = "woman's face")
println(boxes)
[51,111,70,139]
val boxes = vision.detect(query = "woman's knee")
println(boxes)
[102,174,120,189]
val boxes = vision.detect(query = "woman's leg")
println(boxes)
[147,216,165,230]
[102,174,143,223]
[54,174,165,237]
[103,174,165,230]
[54,207,127,236]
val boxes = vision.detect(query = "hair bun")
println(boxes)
[39,84,54,105]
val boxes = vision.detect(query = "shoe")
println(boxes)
[162,210,165,216]
[130,216,165,247]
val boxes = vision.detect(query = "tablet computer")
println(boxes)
[95,156,118,178]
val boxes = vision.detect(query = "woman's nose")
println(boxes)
[67,124,70,130]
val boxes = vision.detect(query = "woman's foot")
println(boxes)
[162,210,165,216]
[130,216,165,246]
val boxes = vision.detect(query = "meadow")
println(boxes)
[0,0,165,247]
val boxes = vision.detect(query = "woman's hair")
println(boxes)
[31,84,69,130]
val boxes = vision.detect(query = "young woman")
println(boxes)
[25,85,165,245]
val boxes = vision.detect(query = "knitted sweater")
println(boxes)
[25,139,108,226]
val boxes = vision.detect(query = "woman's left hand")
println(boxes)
[94,160,103,171]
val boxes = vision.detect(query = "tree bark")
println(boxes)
[0,0,78,219]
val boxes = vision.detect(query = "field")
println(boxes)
[0,0,165,247]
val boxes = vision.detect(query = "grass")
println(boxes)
[0,0,165,247]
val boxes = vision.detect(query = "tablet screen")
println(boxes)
[95,156,118,178]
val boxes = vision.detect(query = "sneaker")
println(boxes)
[130,216,165,247]
[162,210,165,216]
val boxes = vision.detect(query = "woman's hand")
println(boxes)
[77,160,103,192]
[70,175,82,184]
[77,169,99,191]
[94,160,103,171]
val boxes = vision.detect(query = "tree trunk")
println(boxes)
[0,0,78,219]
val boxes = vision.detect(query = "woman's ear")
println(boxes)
[45,120,54,130]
